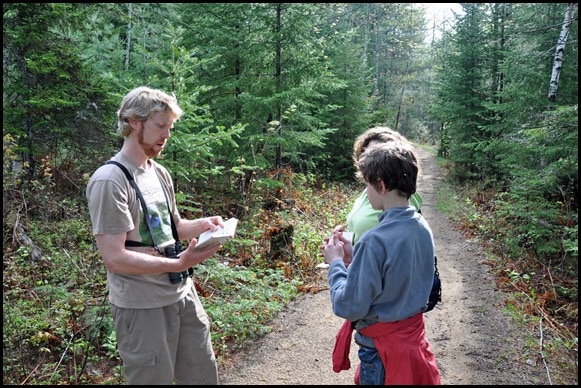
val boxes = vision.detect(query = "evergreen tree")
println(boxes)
[3,3,110,205]
[179,3,345,177]
[431,3,493,181]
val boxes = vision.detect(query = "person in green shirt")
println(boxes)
[333,127,423,263]
[323,128,436,385]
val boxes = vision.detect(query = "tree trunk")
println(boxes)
[548,3,577,103]
[275,4,283,169]
[124,3,133,71]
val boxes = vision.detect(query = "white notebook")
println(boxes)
[195,218,238,250]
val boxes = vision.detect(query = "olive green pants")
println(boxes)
[110,286,218,385]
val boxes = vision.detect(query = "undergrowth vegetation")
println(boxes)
[3,150,577,385]
[435,162,578,384]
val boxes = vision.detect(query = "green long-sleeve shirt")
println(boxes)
[346,189,423,243]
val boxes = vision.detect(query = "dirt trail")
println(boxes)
[218,146,547,385]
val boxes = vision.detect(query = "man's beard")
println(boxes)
[138,128,162,158]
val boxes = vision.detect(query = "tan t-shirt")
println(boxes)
[86,152,191,308]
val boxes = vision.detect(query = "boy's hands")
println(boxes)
[321,230,354,266]
[337,231,353,267]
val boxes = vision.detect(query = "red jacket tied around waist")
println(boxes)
[332,313,440,385]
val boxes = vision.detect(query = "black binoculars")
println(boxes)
[163,242,191,284]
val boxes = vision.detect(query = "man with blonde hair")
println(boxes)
[87,86,223,384]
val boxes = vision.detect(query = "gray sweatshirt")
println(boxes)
[327,206,435,347]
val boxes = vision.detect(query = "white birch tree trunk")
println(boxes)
[548,3,577,102]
